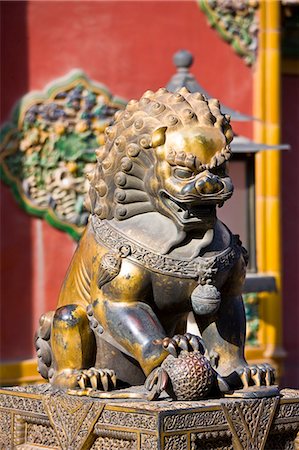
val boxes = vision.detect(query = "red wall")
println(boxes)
[1,0,253,361]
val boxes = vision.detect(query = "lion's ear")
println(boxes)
[151,126,167,148]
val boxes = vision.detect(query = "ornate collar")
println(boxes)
[91,216,241,280]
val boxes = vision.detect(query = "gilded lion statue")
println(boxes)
[36,87,275,400]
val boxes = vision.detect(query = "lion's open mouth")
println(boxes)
[160,191,216,225]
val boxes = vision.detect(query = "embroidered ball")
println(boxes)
[161,350,214,400]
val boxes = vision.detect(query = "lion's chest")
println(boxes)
[150,273,197,313]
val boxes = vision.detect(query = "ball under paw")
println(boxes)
[161,350,214,400]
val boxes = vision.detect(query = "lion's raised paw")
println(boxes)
[155,333,206,358]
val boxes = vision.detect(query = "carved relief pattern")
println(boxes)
[281,389,299,399]
[93,425,137,441]
[0,71,125,239]
[1,387,299,450]
[0,394,45,415]
[163,409,227,431]
[273,423,299,434]
[264,432,298,450]
[98,409,156,431]
[14,415,26,446]
[222,397,279,450]
[275,402,299,420]
[191,432,233,450]
[43,391,104,450]
[140,433,158,450]
[26,422,59,447]
[164,433,188,450]
[1,384,53,394]
[93,217,241,279]
[111,400,207,411]
[0,409,12,449]
[90,436,136,450]
[198,0,259,65]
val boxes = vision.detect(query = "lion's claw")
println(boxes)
[77,368,117,391]
[237,363,275,387]
[264,364,274,386]
[161,333,206,357]
[189,335,201,351]
[176,335,189,351]
[165,341,178,357]
[145,367,169,400]
[77,372,89,389]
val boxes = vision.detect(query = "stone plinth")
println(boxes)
[0,385,299,450]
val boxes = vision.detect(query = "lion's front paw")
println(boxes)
[160,333,206,357]
[77,368,117,391]
[50,368,117,390]
[237,363,275,388]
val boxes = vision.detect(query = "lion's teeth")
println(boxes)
[183,210,189,219]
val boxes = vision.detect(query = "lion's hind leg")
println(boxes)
[36,305,117,390]
[48,304,96,388]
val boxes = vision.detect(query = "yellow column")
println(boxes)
[264,0,284,361]
[254,0,285,369]
[254,0,266,273]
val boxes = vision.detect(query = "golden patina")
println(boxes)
[36,87,275,400]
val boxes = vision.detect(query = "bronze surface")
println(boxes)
[35,88,275,400]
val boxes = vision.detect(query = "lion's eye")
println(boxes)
[173,168,195,180]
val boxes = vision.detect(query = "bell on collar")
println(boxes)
[191,283,221,316]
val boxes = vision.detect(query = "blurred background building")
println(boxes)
[1,0,298,388]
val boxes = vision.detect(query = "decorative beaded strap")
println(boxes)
[92,216,241,279]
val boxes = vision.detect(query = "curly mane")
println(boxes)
[88,87,233,221]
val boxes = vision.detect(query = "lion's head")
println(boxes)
[88,87,234,231]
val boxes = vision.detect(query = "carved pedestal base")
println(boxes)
[0,385,299,450]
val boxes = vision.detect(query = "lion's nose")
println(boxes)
[195,174,224,195]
